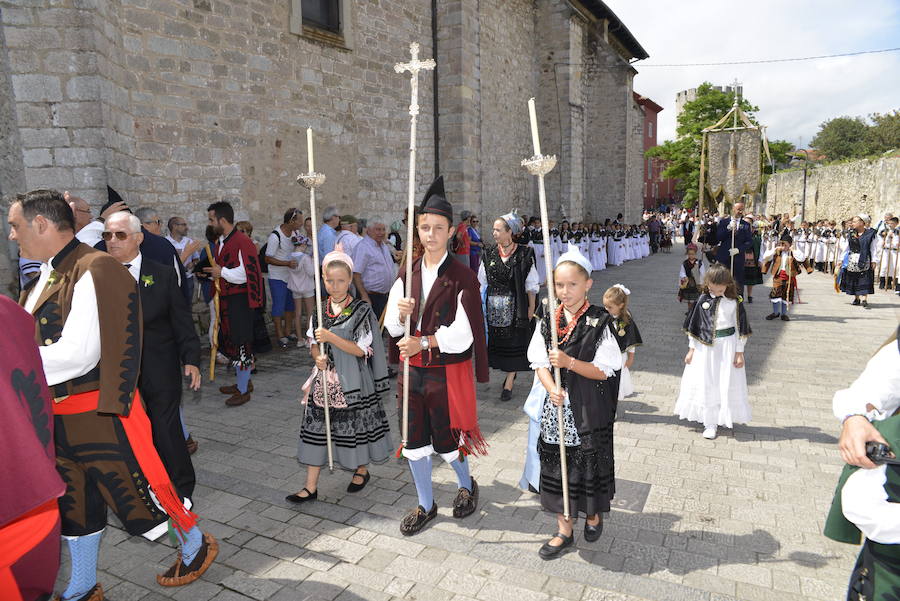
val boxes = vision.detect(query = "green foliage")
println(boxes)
[810,116,869,160]
[767,139,795,169]
[866,110,900,155]
[809,110,899,161]
[645,82,760,207]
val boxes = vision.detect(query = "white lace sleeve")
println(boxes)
[591,325,623,374]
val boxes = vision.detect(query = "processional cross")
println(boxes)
[394,42,435,451]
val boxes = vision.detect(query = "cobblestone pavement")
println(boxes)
[62,242,900,601]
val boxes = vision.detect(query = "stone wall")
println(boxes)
[765,157,900,222]
[1,0,645,297]
[0,18,25,296]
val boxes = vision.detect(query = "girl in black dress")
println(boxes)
[527,247,622,559]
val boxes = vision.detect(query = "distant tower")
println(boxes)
[675,84,743,121]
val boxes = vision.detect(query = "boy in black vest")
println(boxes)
[384,177,489,535]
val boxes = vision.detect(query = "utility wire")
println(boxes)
[637,47,900,67]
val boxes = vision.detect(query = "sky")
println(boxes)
[609,0,900,147]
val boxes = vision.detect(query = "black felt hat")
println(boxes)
[99,186,130,216]
[780,230,793,244]
[419,176,452,223]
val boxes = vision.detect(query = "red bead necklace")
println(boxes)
[555,299,589,344]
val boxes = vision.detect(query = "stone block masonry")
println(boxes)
[1,0,647,294]
[765,157,899,222]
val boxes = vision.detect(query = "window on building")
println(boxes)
[290,0,354,48]
[648,122,653,138]
[647,157,652,176]
[643,182,647,198]
[302,0,340,32]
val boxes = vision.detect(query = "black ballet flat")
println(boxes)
[285,488,317,504]
[862,300,869,308]
[539,532,575,560]
[852,298,861,306]
[584,517,603,542]
[347,471,370,493]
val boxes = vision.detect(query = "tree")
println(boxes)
[646,82,759,208]
[865,110,900,155]
[767,139,795,171]
[810,116,869,160]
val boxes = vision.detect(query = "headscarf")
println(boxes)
[500,209,524,235]
[322,249,354,272]
[556,243,592,275]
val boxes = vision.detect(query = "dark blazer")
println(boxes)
[137,257,200,400]
[714,218,752,282]
[97,228,190,303]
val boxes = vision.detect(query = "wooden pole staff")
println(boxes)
[394,42,436,452]
[522,97,569,520]
[297,128,333,472]
[205,244,220,382]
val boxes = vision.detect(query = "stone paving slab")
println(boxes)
[56,241,900,600]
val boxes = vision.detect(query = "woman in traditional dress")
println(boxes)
[528,246,622,558]
[287,251,392,504]
[479,211,539,401]
[839,214,878,308]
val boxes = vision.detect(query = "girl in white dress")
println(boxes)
[675,264,751,439]
[603,284,642,401]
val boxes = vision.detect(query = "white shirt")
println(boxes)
[266,227,297,282]
[842,465,900,544]
[166,235,200,278]
[123,253,143,282]
[306,305,373,353]
[832,341,900,422]
[526,312,623,375]
[25,255,101,388]
[217,235,247,285]
[384,252,473,354]
[76,220,104,247]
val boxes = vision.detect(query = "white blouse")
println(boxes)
[526,312,623,377]
[477,256,540,295]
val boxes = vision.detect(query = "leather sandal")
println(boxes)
[157,533,218,586]
[399,503,437,536]
[285,488,318,504]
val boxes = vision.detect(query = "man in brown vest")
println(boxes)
[9,190,216,599]
[384,176,489,535]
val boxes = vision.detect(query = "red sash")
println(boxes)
[54,390,197,535]
[0,499,58,601]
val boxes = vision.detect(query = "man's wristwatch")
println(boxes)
[420,335,430,351]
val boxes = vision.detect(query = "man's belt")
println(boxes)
[715,327,735,338]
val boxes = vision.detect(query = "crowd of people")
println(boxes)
[3,184,898,600]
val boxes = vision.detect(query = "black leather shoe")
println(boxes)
[347,470,370,493]
[747,296,753,303]
[765,313,779,320]
[452,478,478,518]
[584,517,603,542]
[500,388,512,402]
[400,503,437,536]
[285,488,317,504]
[862,300,869,308]
[852,298,861,306]
[538,531,575,560]
[780,314,790,321]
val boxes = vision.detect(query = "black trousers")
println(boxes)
[368,292,389,321]
[143,388,196,501]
